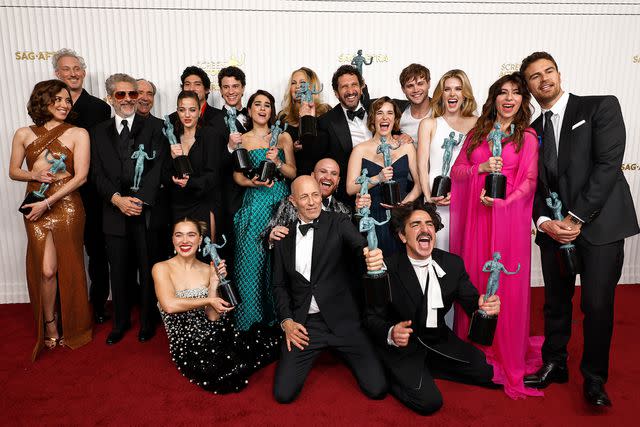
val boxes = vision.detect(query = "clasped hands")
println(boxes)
[540,215,581,244]
[111,193,143,216]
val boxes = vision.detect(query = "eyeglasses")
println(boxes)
[113,91,139,100]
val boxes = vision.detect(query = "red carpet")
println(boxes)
[1,286,638,425]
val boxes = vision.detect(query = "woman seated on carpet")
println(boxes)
[153,218,281,394]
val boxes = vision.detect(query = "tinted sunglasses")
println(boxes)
[113,91,139,100]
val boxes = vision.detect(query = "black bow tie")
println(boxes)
[347,108,365,121]
[298,222,318,236]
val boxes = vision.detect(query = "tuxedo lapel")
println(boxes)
[531,114,549,191]
[396,254,423,311]
[330,106,353,155]
[310,212,328,283]
[557,94,579,179]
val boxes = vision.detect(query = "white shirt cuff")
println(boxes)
[536,216,552,232]
[387,326,398,347]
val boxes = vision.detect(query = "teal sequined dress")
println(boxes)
[233,148,289,331]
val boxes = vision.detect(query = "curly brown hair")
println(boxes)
[27,79,75,127]
[466,72,531,158]
[366,96,401,134]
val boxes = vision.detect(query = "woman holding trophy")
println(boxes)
[346,97,421,255]
[278,67,331,175]
[417,69,478,251]
[165,90,219,239]
[449,72,542,399]
[233,90,296,331]
[9,79,92,360]
[153,218,280,393]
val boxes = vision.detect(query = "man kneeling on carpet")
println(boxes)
[364,200,500,415]
[271,175,388,403]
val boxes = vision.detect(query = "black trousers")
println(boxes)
[273,313,387,403]
[80,185,110,311]
[104,216,157,333]
[390,339,494,415]
[539,239,624,382]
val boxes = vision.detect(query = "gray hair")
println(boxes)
[105,73,138,96]
[52,48,87,71]
[136,78,157,95]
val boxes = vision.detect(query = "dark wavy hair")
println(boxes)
[172,217,207,236]
[217,66,246,87]
[173,90,201,137]
[391,199,444,235]
[246,90,277,130]
[27,79,76,126]
[466,72,531,158]
[331,65,364,92]
[366,96,401,134]
[180,66,211,99]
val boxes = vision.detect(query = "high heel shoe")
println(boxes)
[44,316,60,349]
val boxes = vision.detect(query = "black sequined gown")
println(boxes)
[159,287,281,393]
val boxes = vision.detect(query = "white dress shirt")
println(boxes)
[342,102,372,147]
[295,220,319,314]
[536,91,584,229]
[115,112,136,135]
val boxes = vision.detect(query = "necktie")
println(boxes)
[322,197,330,208]
[120,119,130,144]
[347,107,365,121]
[298,222,317,236]
[409,257,445,328]
[542,110,558,187]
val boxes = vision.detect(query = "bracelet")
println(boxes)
[45,198,51,210]
[276,160,284,169]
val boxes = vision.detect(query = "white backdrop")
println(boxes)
[1,0,639,302]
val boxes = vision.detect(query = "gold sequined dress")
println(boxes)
[24,123,92,361]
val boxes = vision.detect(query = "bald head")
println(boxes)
[312,158,341,198]
[290,176,322,223]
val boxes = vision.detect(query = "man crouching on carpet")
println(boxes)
[271,175,387,403]
[364,200,500,415]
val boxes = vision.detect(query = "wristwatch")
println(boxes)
[569,215,582,225]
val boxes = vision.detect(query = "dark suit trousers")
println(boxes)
[80,185,110,310]
[104,215,157,332]
[540,239,624,382]
[391,339,494,415]
[273,313,387,403]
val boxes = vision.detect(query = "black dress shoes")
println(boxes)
[138,328,156,343]
[584,379,612,407]
[106,326,129,345]
[523,362,568,389]
[93,308,111,324]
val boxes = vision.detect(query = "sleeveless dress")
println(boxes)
[361,154,410,256]
[233,148,289,330]
[450,130,543,399]
[23,123,92,361]
[159,287,281,393]
[429,117,465,251]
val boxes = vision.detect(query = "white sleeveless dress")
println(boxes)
[429,117,465,251]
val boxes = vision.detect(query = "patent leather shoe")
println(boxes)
[523,362,568,389]
[138,328,156,343]
[584,379,612,407]
[106,328,128,345]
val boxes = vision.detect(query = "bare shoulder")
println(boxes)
[13,126,35,143]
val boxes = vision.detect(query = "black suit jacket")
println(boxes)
[532,94,639,246]
[272,211,366,334]
[365,250,480,389]
[67,89,111,131]
[90,115,168,236]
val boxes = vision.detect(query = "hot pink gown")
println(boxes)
[449,129,543,399]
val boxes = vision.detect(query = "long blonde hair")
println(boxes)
[278,67,330,126]
[431,69,477,118]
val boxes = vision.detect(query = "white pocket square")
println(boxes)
[572,120,586,130]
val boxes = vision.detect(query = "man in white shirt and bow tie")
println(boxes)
[364,200,500,415]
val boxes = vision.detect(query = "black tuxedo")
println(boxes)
[90,115,168,333]
[271,211,387,403]
[365,250,494,415]
[66,89,112,313]
[532,94,639,382]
